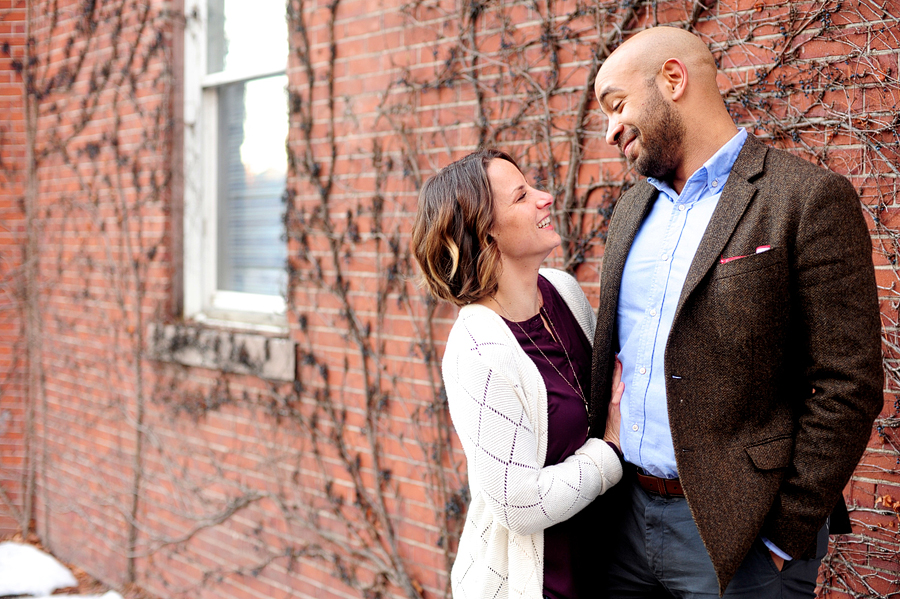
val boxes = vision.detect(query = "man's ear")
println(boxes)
[660,58,688,101]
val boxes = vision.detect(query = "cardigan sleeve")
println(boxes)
[443,314,622,538]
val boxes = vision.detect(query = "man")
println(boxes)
[589,26,883,598]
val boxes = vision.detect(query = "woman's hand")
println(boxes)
[602,358,624,451]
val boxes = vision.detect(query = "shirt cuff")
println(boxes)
[761,537,792,561]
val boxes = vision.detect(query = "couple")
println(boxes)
[411,27,883,599]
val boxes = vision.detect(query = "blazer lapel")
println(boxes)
[596,180,657,356]
[674,135,768,317]
[601,181,657,317]
[592,180,656,417]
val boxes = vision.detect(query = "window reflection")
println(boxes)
[216,75,288,296]
[207,0,288,75]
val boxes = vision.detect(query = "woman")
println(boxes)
[411,149,623,599]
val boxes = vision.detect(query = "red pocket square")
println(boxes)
[719,254,747,264]
[720,245,771,264]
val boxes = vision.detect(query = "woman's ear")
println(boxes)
[660,58,688,101]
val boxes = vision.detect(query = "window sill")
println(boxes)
[149,321,295,382]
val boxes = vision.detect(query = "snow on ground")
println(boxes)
[0,541,123,599]
[31,594,122,599]
[30,594,122,599]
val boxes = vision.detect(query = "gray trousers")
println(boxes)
[601,476,828,599]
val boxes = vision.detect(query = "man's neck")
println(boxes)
[670,124,740,194]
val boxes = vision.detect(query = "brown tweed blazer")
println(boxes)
[590,135,883,592]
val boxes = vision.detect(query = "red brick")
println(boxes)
[2,2,899,598]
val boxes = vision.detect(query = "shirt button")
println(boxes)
[661,253,669,262]
[649,309,657,316]
[678,204,686,211]
[711,179,719,188]
[639,367,647,374]
[632,424,639,432]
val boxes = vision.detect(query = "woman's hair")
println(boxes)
[411,149,517,306]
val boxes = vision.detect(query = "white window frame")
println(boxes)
[182,0,288,330]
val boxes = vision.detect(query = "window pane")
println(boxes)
[207,0,287,75]
[216,75,288,297]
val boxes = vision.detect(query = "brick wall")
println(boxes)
[0,0,25,535]
[1,1,898,598]
[0,0,176,582]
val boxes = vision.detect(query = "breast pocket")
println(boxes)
[712,246,783,280]
[712,247,789,378]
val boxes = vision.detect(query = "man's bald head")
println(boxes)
[593,27,738,192]
[597,26,719,98]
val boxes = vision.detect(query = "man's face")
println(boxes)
[596,68,686,181]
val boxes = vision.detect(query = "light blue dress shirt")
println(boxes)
[616,128,748,479]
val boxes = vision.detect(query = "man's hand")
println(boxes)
[769,551,785,572]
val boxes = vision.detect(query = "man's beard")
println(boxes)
[626,85,685,181]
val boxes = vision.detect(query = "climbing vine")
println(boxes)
[0,1,897,598]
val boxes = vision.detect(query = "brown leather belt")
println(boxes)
[636,472,685,498]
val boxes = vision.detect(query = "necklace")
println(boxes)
[492,295,591,433]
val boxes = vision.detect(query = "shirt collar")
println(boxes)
[648,128,748,204]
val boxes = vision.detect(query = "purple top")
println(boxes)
[501,275,593,599]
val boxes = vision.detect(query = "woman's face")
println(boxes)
[486,158,560,266]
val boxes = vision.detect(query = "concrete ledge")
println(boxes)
[148,323,295,382]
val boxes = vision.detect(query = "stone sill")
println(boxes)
[148,322,296,382]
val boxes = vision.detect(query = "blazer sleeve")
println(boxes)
[762,172,883,556]
[443,316,622,538]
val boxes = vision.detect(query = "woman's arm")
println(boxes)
[444,324,622,537]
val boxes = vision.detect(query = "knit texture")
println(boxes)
[444,269,623,599]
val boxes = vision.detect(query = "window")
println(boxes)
[183,0,289,328]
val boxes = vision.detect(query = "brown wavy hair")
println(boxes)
[411,149,516,306]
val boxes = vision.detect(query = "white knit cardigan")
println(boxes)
[443,268,623,599]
